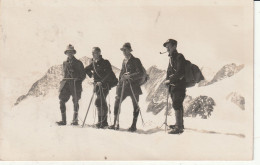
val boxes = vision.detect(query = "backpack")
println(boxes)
[170,54,204,88]
[138,65,150,86]
[133,58,149,86]
[184,60,204,88]
[107,71,119,88]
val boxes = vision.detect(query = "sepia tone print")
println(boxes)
[0,0,253,161]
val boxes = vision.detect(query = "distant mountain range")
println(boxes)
[14,59,245,118]
[14,56,120,105]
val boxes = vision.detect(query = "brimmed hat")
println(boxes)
[64,44,77,55]
[163,39,177,47]
[120,42,133,51]
[92,47,101,52]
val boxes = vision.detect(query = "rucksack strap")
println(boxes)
[92,62,102,79]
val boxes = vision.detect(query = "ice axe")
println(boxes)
[159,84,170,133]
[81,84,96,127]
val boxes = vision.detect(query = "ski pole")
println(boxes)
[101,85,112,125]
[73,79,79,114]
[81,84,96,127]
[99,84,104,126]
[164,87,170,132]
[107,84,112,124]
[115,80,125,127]
[128,80,145,126]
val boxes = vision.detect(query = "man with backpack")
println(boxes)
[57,44,86,126]
[85,47,118,128]
[163,39,186,134]
[108,42,145,132]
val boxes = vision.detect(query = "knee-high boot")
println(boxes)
[128,108,139,132]
[169,109,184,134]
[56,101,67,125]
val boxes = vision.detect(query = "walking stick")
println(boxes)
[99,84,104,126]
[159,86,170,132]
[107,88,112,124]
[128,80,145,126]
[101,86,112,125]
[164,89,169,132]
[81,84,96,127]
[115,80,125,127]
[98,85,112,126]
[73,79,78,112]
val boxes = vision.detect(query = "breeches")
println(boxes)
[170,89,186,110]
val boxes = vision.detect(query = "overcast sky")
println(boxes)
[0,0,253,81]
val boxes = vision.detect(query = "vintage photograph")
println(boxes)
[0,0,254,161]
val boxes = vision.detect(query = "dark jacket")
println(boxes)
[166,50,186,91]
[117,54,143,96]
[59,56,86,92]
[85,56,113,89]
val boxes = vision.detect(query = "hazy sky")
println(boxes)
[0,0,253,81]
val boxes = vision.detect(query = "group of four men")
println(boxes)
[56,39,186,134]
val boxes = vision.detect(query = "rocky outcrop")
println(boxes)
[184,96,216,119]
[226,92,245,110]
[145,66,168,115]
[200,63,244,86]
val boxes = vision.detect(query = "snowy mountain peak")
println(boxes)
[199,63,244,86]
[14,56,120,105]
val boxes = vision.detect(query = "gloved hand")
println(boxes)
[69,68,74,73]
[121,73,131,81]
[96,82,102,86]
[164,80,170,86]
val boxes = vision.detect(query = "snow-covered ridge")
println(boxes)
[198,63,244,86]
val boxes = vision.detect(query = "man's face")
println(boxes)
[66,51,75,59]
[92,49,101,60]
[122,48,131,58]
[166,43,176,53]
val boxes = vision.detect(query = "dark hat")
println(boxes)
[93,47,101,52]
[120,42,133,51]
[163,39,177,47]
[64,44,76,55]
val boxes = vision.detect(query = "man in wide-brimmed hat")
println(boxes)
[56,44,86,126]
[163,39,186,134]
[108,42,144,132]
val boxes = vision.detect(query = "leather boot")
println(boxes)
[99,105,108,128]
[56,112,67,126]
[108,116,119,130]
[100,116,108,128]
[169,110,184,134]
[71,112,79,125]
[128,109,139,132]
[94,107,102,128]
[128,117,137,132]
[94,116,102,128]
[169,109,184,130]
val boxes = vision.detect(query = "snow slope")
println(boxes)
[0,64,253,160]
